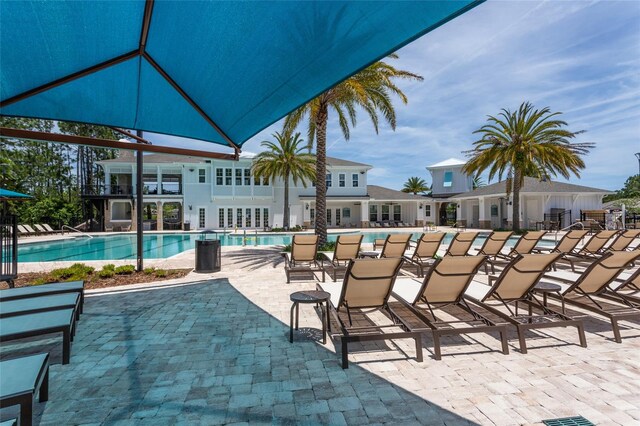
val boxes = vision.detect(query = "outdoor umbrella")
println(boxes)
[0,188,32,200]
[0,0,482,151]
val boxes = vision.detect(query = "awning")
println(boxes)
[0,1,482,150]
[0,188,32,200]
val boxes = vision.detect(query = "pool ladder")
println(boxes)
[61,225,93,239]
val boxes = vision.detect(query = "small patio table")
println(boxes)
[533,282,565,313]
[289,290,331,344]
[358,251,380,259]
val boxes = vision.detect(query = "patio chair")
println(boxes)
[558,230,619,270]
[22,225,40,236]
[282,235,324,283]
[17,225,31,237]
[403,232,445,277]
[0,309,76,364]
[378,233,412,258]
[443,231,478,257]
[0,293,81,322]
[320,234,363,282]
[0,353,50,426]
[392,256,509,360]
[464,253,587,354]
[604,229,640,252]
[542,250,640,343]
[0,281,85,314]
[317,257,423,368]
[533,229,589,271]
[470,231,513,274]
[373,237,387,251]
[498,231,547,260]
[34,224,50,235]
[612,267,640,303]
[43,223,63,234]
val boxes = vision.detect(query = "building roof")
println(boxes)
[99,154,371,168]
[427,158,466,169]
[454,177,611,199]
[367,185,427,200]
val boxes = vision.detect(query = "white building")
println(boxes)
[426,158,474,225]
[451,177,611,229]
[90,152,435,231]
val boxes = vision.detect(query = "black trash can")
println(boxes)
[184,221,190,231]
[195,231,221,272]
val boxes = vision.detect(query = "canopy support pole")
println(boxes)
[136,130,144,272]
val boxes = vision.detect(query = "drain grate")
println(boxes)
[542,416,594,426]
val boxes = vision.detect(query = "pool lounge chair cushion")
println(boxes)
[0,353,49,426]
[0,293,80,319]
[0,281,84,314]
[0,309,76,364]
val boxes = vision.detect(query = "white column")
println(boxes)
[361,201,369,227]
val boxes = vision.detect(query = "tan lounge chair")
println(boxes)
[471,231,513,274]
[533,229,589,271]
[604,229,640,252]
[543,250,640,343]
[444,231,478,257]
[393,256,509,359]
[320,234,363,282]
[283,235,324,283]
[403,232,445,277]
[464,253,587,354]
[498,231,546,260]
[317,257,423,368]
[559,230,619,270]
[34,224,50,234]
[43,224,62,234]
[22,225,40,236]
[379,233,412,258]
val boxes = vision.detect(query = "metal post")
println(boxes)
[136,130,144,272]
[635,153,640,175]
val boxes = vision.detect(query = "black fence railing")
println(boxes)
[1,214,18,287]
[580,211,606,226]
[81,184,134,196]
[543,209,572,229]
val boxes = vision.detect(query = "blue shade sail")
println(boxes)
[0,188,32,199]
[1,1,482,149]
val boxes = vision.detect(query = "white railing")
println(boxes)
[61,225,93,239]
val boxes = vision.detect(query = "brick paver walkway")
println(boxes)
[2,246,639,425]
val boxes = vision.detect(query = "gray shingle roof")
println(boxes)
[455,176,611,198]
[326,157,372,168]
[367,185,428,201]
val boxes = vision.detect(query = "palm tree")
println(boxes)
[472,175,486,189]
[402,177,430,195]
[285,54,422,244]
[251,131,315,229]
[462,102,594,232]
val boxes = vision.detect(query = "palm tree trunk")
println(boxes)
[512,170,522,232]
[284,172,290,229]
[315,104,328,245]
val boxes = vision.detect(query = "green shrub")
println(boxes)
[98,269,115,278]
[102,264,116,271]
[50,263,94,281]
[143,267,156,275]
[114,265,136,275]
[282,244,292,252]
[318,241,336,252]
[154,269,167,278]
[32,277,52,285]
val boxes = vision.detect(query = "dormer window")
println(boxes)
[443,171,453,188]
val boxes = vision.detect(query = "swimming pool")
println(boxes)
[17,232,549,262]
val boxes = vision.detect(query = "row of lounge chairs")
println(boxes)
[17,224,62,237]
[368,221,414,228]
[0,281,85,425]
[284,229,640,368]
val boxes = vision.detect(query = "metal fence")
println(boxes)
[0,214,18,287]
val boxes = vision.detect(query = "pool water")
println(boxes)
[17,232,549,262]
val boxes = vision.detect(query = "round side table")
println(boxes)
[358,251,380,259]
[533,282,564,313]
[289,290,331,344]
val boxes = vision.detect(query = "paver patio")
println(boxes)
[2,246,639,425]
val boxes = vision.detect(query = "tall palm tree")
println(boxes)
[402,177,430,195]
[462,102,594,232]
[251,131,315,229]
[285,54,422,244]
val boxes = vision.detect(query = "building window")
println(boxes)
[326,173,332,188]
[225,168,232,185]
[352,174,359,187]
[255,208,261,227]
[310,208,315,226]
[216,169,223,185]
[263,176,269,186]
[235,168,242,185]
[342,207,351,219]
[263,208,269,228]
[218,208,225,227]
[199,208,206,228]
[244,169,251,186]
[326,209,332,225]
[199,169,206,183]
[381,205,390,221]
[245,208,252,227]
[369,205,378,222]
[443,171,453,188]
[393,205,401,221]
[339,173,345,187]
[236,208,243,227]
[335,208,341,226]
[227,208,233,227]
[425,205,431,216]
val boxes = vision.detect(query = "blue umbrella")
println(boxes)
[0,188,32,200]
[0,1,482,150]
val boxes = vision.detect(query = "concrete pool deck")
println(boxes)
[2,244,639,425]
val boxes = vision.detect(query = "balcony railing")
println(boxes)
[81,184,134,197]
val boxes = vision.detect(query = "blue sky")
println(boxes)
[153,0,640,191]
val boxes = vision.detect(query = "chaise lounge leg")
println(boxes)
[40,367,49,402]
[415,334,423,362]
[432,332,442,360]
[341,337,349,369]
[499,327,509,355]
[63,328,71,364]
[577,323,587,347]
[517,326,528,354]
[611,319,622,343]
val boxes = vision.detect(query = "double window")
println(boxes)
[326,173,332,188]
[369,205,378,222]
[352,173,359,187]
[339,173,346,187]
[198,169,206,183]
[443,171,453,188]
[393,205,401,221]
[381,205,390,221]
